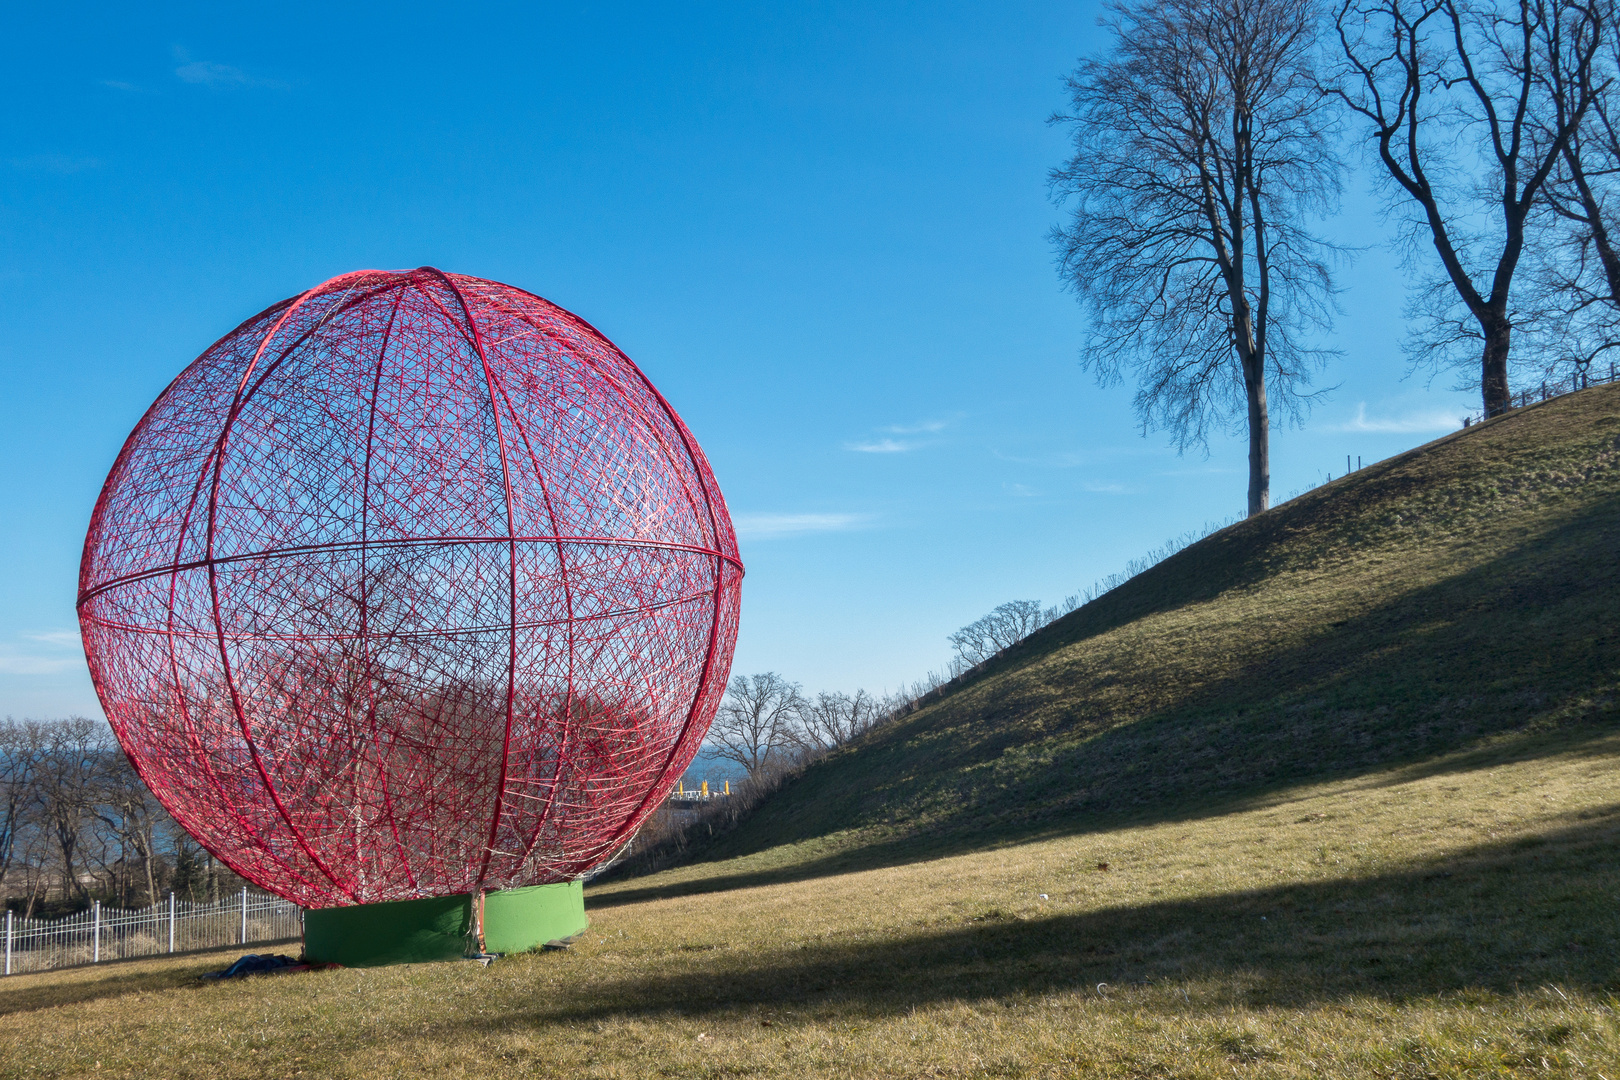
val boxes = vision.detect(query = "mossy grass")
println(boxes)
[4,385,1617,1078]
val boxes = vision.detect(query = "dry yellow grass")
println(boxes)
[3,727,1616,1078]
[5,388,1616,1078]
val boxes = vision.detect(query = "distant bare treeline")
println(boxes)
[7,521,1251,900]
[609,516,1255,877]
[0,717,243,917]
[700,517,1244,793]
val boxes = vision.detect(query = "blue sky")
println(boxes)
[0,1,1476,720]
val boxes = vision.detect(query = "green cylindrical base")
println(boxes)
[303,882,587,967]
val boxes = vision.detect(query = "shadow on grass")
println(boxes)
[597,485,1620,906]
[0,952,247,1017]
[591,720,1620,911]
[576,808,1620,1025]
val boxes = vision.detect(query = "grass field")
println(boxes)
[4,729,1617,1077]
[3,386,1617,1078]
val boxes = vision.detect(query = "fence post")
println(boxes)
[93,900,101,964]
[5,909,12,976]
[240,887,247,945]
[168,892,175,954]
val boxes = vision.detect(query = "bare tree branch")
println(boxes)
[1523,0,1620,371]
[797,690,881,755]
[1331,0,1606,413]
[706,673,806,779]
[1052,0,1343,516]
[949,601,1047,666]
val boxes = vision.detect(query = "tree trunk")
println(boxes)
[1481,312,1512,416]
[1245,356,1270,516]
[142,842,157,908]
[55,827,85,902]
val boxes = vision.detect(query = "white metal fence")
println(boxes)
[2,888,302,976]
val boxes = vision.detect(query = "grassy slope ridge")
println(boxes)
[635,383,1620,886]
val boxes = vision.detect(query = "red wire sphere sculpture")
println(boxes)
[77,268,743,909]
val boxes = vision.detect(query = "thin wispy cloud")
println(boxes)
[1005,482,1040,498]
[0,653,74,676]
[0,630,83,675]
[27,631,82,647]
[1335,403,1463,434]
[992,449,1087,468]
[881,418,951,435]
[172,47,285,89]
[732,512,869,540]
[991,444,1161,469]
[845,437,915,454]
[1080,480,1130,494]
[846,415,956,453]
[10,154,101,174]
[176,60,252,85]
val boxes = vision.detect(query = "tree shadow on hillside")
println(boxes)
[567,808,1620,1027]
[596,492,1620,907]
[592,721,1619,913]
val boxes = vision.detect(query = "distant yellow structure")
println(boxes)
[668,778,732,801]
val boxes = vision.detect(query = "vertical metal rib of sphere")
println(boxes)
[76,269,743,907]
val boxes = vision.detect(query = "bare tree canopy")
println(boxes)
[707,673,806,778]
[1,716,247,914]
[1528,0,1620,372]
[93,750,166,908]
[1332,0,1607,415]
[1052,0,1342,517]
[797,690,880,755]
[949,600,1047,666]
[0,719,45,887]
[31,717,111,902]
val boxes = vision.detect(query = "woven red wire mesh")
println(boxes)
[76,268,743,909]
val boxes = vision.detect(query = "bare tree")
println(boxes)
[1528,0,1620,372]
[31,717,112,903]
[797,690,880,755]
[0,718,44,894]
[93,751,166,906]
[707,673,805,778]
[949,600,1047,667]
[1052,0,1341,516]
[1332,0,1606,415]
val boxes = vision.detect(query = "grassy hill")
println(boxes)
[4,384,1617,1080]
[606,381,1620,896]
